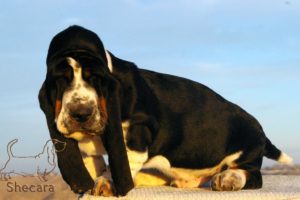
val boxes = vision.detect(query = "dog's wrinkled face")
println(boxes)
[55,57,107,136]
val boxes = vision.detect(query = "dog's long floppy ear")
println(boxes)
[38,82,94,193]
[101,76,134,196]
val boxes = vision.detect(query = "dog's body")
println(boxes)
[0,139,65,181]
[39,26,293,196]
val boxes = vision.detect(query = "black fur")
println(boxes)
[39,25,283,194]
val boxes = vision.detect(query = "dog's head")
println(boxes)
[39,26,136,195]
[39,25,112,137]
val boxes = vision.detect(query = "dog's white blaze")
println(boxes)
[56,57,100,134]
[65,57,98,103]
[122,121,148,178]
[105,50,113,73]
[278,152,294,165]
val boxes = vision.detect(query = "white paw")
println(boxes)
[211,169,246,191]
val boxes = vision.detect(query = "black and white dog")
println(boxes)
[39,25,293,196]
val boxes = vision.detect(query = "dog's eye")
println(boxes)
[53,63,73,81]
[83,67,92,79]
[63,68,72,80]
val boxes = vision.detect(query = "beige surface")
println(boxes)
[1,175,300,200]
[82,175,300,200]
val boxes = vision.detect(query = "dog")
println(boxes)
[0,139,66,181]
[38,25,293,196]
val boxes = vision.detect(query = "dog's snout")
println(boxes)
[69,104,93,122]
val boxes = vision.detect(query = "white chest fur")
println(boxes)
[66,132,107,180]
[77,136,106,156]
[78,135,107,180]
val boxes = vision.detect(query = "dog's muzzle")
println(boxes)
[56,95,105,136]
[63,101,104,134]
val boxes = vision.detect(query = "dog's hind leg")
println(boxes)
[134,152,243,188]
[211,169,247,191]
[239,156,263,189]
[169,151,243,188]
[211,153,263,191]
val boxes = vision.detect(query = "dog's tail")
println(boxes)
[264,137,293,165]
[7,139,18,159]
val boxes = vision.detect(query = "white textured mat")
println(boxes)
[81,176,300,200]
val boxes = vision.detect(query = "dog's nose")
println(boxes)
[69,105,93,122]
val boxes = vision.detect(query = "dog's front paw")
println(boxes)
[211,169,246,191]
[91,176,115,196]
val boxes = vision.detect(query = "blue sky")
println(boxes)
[0,0,299,169]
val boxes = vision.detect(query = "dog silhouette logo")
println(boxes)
[0,139,66,182]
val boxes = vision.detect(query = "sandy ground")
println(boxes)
[1,165,299,200]
[0,174,77,200]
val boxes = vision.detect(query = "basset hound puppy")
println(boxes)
[39,25,293,196]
